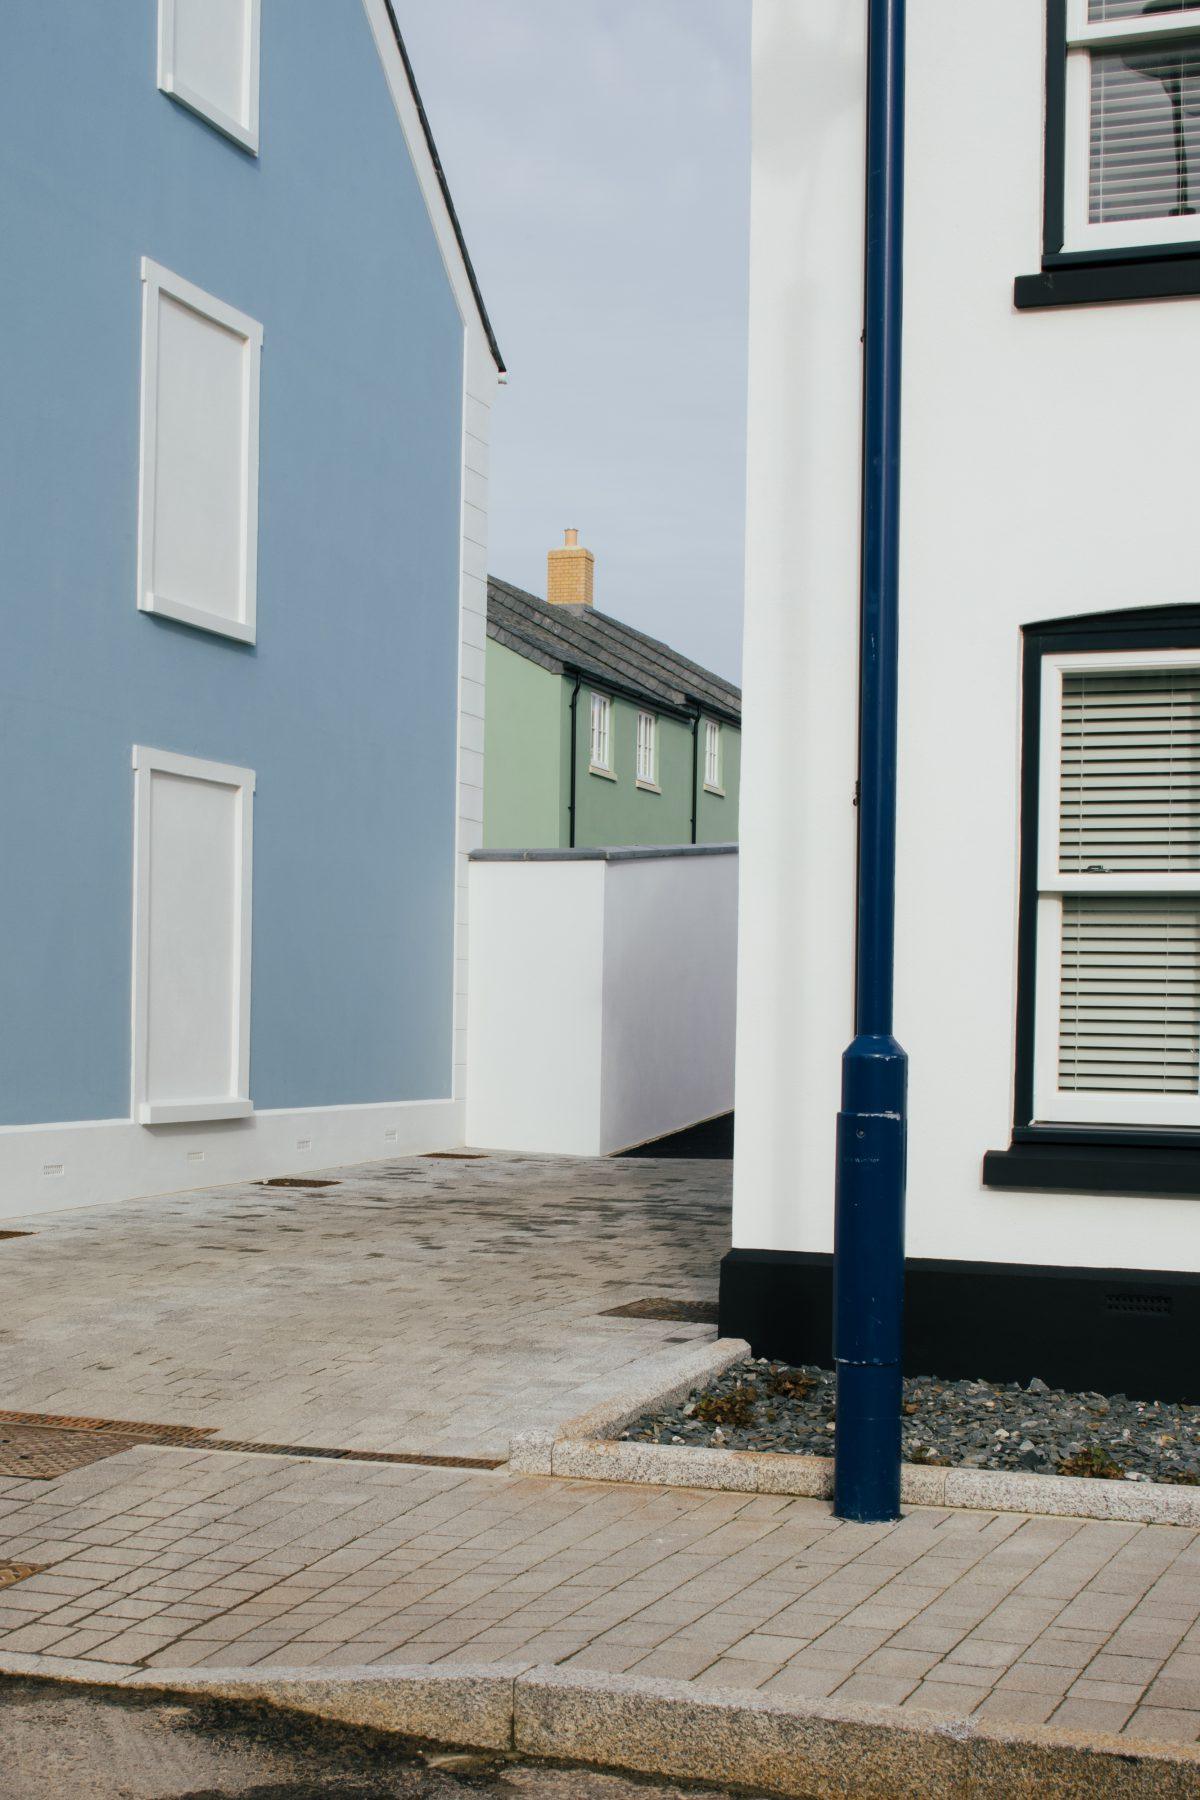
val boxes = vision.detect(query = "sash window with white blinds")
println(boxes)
[1061,0,1200,253]
[636,711,657,785]
[1033,651,1200,1126]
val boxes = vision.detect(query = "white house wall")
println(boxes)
[735,0,1200,1274]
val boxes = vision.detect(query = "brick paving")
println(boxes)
[0,1154,730,1458]
[0,1448,1198,1746]
[2,1149,1200,1756]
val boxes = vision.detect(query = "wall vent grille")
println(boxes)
[1106,1291,1174,1317]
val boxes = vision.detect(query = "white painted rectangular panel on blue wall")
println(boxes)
[132,747,255,1126]
[137,260,262,644]
[159,0,261,153]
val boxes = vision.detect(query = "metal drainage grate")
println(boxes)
[260,1178,341,1189]
[422,1152,487,1160]
[601,1297,720,1324]
[1106,1292,1174,1317]
[0,1232,33,1242]
[0,1411,503,1478]
[0,1411,217,1480]
[0,1563,42,1590]
[206,1440,504,1470]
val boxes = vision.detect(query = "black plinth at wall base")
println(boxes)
[718,1249,1200,1403]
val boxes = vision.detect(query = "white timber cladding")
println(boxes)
[358,0,501,1112]
[590,693,613,771]
[636,711,658,785]
[1033,650,1200,1128]
[158,0,261,153]
[734,0,1200,1276]
[704,719,722,792]
[1063,0,1200,252]
[137,259,262,645]
[131,747,255,1127]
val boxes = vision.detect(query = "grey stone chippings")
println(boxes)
[621,1360,1200,1486]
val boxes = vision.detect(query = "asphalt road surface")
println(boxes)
[0,1678,763,1800]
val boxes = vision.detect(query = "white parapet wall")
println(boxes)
[467,846,738,1157]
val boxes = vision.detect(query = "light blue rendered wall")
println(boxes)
[0,1,465,1124]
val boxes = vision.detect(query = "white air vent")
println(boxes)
[384,1128,399,1145]
[296,1137,312,1152]
[42,1163,65,1179]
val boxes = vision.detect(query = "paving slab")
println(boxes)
[0,1152,731,1458]
[0,1444,1199,1767]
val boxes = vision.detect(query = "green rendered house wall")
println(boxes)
[570,688,740,849]
[483,640,564,849]
[484,643,740,850]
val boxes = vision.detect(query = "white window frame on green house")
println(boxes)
[703,718,723,794]
[589,691,613,776]
[1061,0,1200,255]
[1032,647,1200,1130]
[636,710,659,789]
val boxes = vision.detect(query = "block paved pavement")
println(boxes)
[0,1446,1199,1748]
[0,1153,729,1458]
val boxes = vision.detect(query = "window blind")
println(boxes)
[1090,0,1200,21]
[1089,38,1200,223]
[1060,668,1200,872]
[1059,895,1200,1093]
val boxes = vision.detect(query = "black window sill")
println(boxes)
[983,1140,1200,1197]
[1014,255,1200,310]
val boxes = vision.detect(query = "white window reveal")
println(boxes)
[1033,652,1200,1127]
[1063,0,1200,251]
[636,711,658,786]
[137,260,262,645]
[158,0,261,153]
[132,746,255,1126]
[590,693,613,773]
[704,719,723,792]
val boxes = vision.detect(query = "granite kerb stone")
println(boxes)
[121,1661,519,1751]
[6,1653,1200,1795]
[515,1664,1200,1799]
[508,1336,750,1475]
[536,1431,1200,1526]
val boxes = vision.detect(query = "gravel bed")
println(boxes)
[620,1360,1200,1485]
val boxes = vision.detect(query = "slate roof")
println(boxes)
[487,577,742,725]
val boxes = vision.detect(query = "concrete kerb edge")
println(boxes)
[5,1655,1199,1799]
[540,1436,1200,1525]
[511,1338,1200,1526]
[507,1335,751,1475]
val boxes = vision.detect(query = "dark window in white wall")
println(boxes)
[159,0,261,153]
[1051,0,1200,255]
[1034,657,1200,1126]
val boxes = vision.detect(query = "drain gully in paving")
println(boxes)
[0,1411,504,1480]
[0,1563,41,1590]
[600,1298,719,1324]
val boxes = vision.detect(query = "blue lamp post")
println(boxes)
[832,0,909,1525]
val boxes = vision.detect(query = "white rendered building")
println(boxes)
[722,0,1200,1396]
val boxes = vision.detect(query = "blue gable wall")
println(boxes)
[0,2,465,1124]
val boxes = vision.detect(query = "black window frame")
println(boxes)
[1014,0,1200,310]
[983,606,1200,1196]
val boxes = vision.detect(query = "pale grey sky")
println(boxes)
[399,1,751,682]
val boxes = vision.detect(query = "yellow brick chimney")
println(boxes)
[547,527,594,608]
